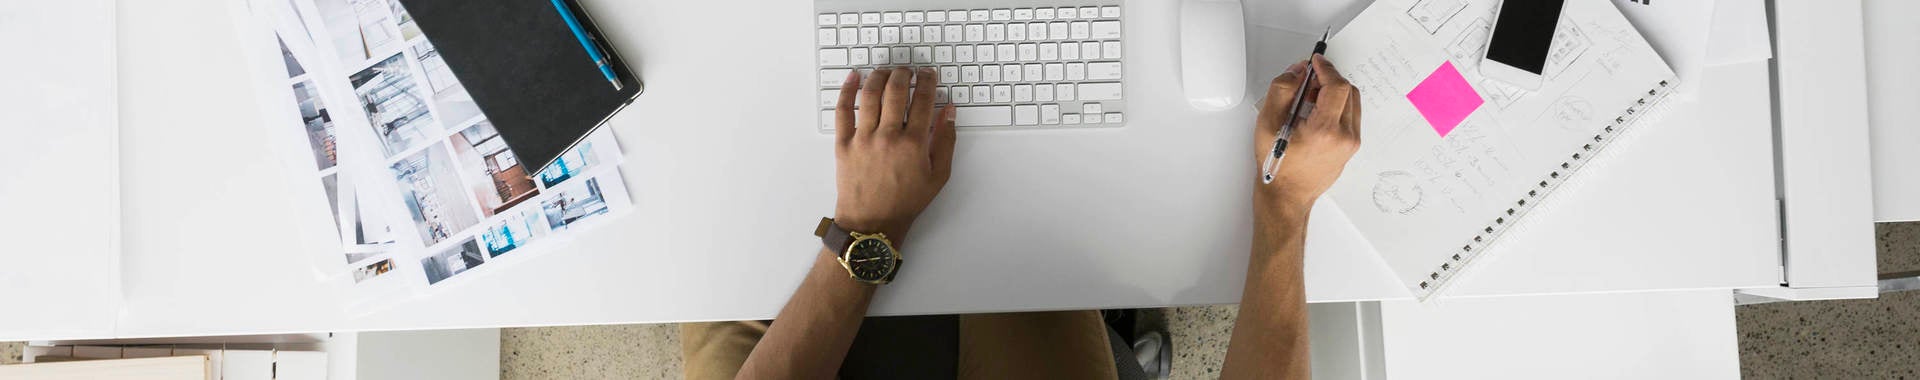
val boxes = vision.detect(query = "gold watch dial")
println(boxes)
[846,238,897,281]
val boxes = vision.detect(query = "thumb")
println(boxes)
[929,105,958,185]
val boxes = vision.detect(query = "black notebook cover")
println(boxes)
[397,0,641,172]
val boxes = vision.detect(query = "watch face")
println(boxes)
[846,238,897,281]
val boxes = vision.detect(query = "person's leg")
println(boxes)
[681,320,770,380]
[957,311,1118,380]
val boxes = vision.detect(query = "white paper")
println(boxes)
[1705,0,1772,66]
[1610,0,1716,98]
[1324,0,1675,299]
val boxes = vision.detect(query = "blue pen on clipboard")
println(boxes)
[550,0,622,90]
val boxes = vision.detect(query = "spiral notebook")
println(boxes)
[1323,0,1676,300]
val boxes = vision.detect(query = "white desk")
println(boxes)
[8,0,1782,339]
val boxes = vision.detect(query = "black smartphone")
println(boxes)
[1481,0,1567,90]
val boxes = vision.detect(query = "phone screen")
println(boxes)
[1485,0,1566,74]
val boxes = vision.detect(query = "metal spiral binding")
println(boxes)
[1415,79,1674,296]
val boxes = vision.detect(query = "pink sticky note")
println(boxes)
[1405,61,1483,137]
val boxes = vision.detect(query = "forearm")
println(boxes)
[1221,203,1312,380]
[736,248,877,379]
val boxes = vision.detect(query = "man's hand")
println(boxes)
[1255,55,1362,217]
[832,67,958,242]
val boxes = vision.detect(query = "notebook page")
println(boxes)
[1323,0,1674,297]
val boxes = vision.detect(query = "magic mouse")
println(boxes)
[1179,0,1248,111]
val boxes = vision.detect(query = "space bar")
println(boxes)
[954,106,1012,127]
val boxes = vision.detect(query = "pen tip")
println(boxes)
[610,79,623,91]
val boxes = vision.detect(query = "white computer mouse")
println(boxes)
[1179,0,1248,112]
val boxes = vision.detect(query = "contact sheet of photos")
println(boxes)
[238,0,634,311]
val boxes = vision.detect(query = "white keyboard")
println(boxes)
[814,4,1126,131]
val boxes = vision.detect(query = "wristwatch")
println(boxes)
[814,217,903,285]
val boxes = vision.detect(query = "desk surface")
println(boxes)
[14,0,1782,339]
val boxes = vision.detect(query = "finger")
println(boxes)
[904,68,939,139]
[834,70,860,147]
[1258,60,1311,136]
[857,69,892,139]
[1308,55,1353,131]
[1343,84,1363,136]
[878,67,914,137]
[930,105,958,185]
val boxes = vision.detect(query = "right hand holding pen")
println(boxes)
[1255,56,1363,215]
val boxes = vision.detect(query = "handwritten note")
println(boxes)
[1405,61,1482,137]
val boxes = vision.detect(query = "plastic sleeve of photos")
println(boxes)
[1412,78,1675,301]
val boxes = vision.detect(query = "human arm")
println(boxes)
[1220,55,1363,380]
[735,67,958,379]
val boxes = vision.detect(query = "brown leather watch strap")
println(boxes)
[815,217,853,255]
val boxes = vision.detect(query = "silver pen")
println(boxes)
[1262,27,1330,184]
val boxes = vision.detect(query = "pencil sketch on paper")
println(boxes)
[1543,17,1592,80]
[1445,18,1493,71]
[1406,0,1468,34]
[1372,170,1426,215]
[1478,78,1525,110]
[1406,121,1515,215]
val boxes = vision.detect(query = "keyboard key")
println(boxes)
[992,85,1012,102]
[862,13,881,24]
[1081,7,1099,18]
[928,11,946,23]
[935,87,949,103]
[902,27,920,43]
[951,10,970,22]
[934,46,954,63]
[1039,43,1059,60]
[850,48,870,65]
[969,10,990,21]
[820,90,839,107]
[1006,23,1026,41]
[872,48,890,64]
[1029,23,1049,41]
[986,24,1005,41]
[819,49,848,66]
[1081,42,1101,60]
[1014,8,1033,20]
[911,47,932,63]
[1048,22,1070,40]
[821,69,852,86]
[1066,63,1086,80]
[860,27,879,44]
[975,45,995,62]
[1024,64,1044,81]
[891,47,911,64]
[880,27,899,43]
[1056,83,1076,100]
[819,14,837,26]
[961,66,981,82]
[1087,62,1122,80]
[1102,6,1121,18]
[1083,113,1102,124]
[1063,113,1081,124]
[981,64,1001,82]
[883,12,902,24]
[952,86,972,103]
[1105,113,1124,123]
[1014,84,1033,102]
[840,28,858,44]
[904,11,924,23]
[1061,42,1080,60]
[1041,104,1061,124]
[997,44,1017,62]
[1018,44,1038,61]
[818,29,837,46]
[1082,103,1103,115]
[1035,84,1054,101]
[1014,105,1039,125]
[965,24,985,42]
[956,45,975,62]
[1036,8,1055,20]
[956,106,1012,127]
[991,9,1012,21]
[824,110,837,129]
[1058,7,1078,19]
[1044,63,1064,80]
[840,13,859,25]
[945,25,965,43]
[971,86,992,103]
[1079,83,1123,100]
[1103,41,1122,59]
[1002,65,1022,82]
[1091,21,1121,39]
[1070,22,1090,39]
[923,26,942,43]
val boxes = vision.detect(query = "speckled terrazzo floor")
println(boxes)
[6,222,1919,378]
